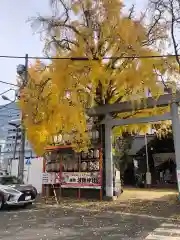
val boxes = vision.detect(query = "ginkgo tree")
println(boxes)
[18,0,179,155]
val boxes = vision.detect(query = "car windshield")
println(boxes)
[0,176,20,185]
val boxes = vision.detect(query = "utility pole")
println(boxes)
[8,122,20,175]
[17,54,28,183]
[18,118,25,182]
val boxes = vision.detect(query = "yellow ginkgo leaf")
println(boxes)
[18,0,178,155]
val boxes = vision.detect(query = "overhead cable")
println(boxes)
[0,80,18,87]
[0,54,178,60]
[0,89,16,96]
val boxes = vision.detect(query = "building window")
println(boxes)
[8,128,21,134]
[6,144,12,147]
[8,129,16,134]
[7,136,16,140]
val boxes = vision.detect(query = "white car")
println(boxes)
[0,175,37,210]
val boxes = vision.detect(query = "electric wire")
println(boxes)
[0,52,177,110]
[0,89,16,96]
[0,52,178,88]
[0,80,18,87]
[0,53,178,60]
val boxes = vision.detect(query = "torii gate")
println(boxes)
[87,93,180,200]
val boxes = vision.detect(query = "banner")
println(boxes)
[60,172,102,189]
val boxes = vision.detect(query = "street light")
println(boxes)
[1,86,18,105]
[1,95,11,101]
[1,88,18,103]
[1,95,15,102]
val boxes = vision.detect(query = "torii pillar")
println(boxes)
[104,116,114,200]
[171,102,180,198]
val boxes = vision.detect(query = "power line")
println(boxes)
[0,54,178,60]
[0,89,16,96]
[0,53,177,89]
[0,52,176,105]
[0,80,18,87]
[0,89,17,111]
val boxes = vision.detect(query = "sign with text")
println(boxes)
[60,172,102,189]
[42,172,55,184]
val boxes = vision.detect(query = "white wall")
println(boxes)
[11,157,43,193]
[0,139,6,169]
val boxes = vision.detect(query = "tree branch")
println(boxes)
[169,0,180,71]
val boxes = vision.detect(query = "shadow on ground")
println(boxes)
[1,204,36,212]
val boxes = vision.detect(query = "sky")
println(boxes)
[0,0,145,105]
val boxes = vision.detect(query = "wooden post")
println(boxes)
[42,157,46,197]
[78,153,81,199]
[59,154,63,198]
[99,146,103,201]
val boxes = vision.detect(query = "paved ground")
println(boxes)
[0,189,180,240]
[145,222,180,239]
[0,205,180,240]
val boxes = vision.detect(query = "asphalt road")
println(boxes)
[0,205,180,240]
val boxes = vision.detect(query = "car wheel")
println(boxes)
[0,196,4,210]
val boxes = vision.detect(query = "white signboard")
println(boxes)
[42,172,55,184]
